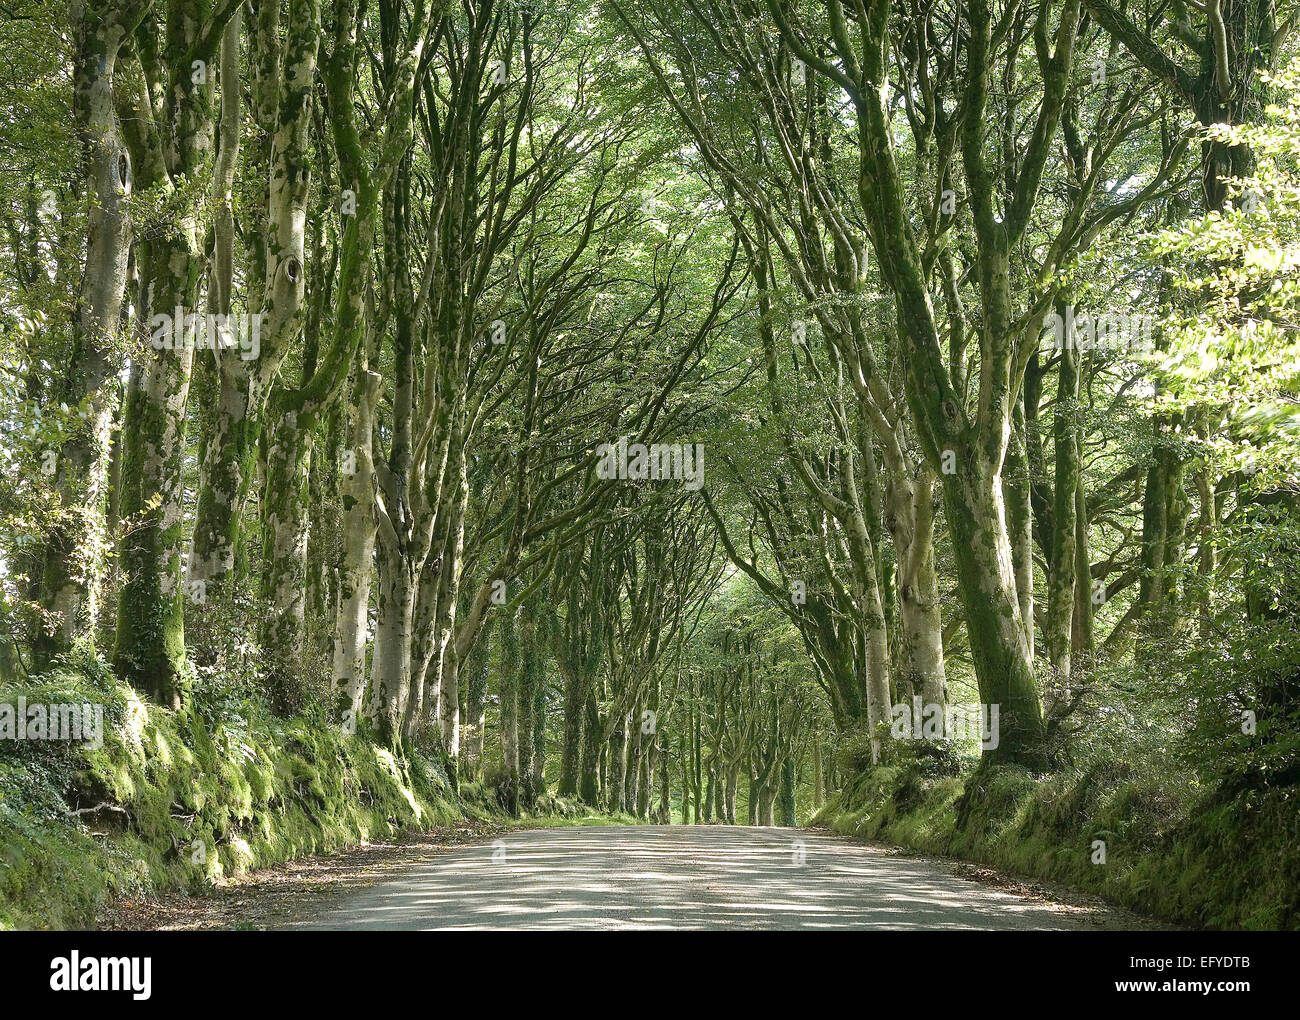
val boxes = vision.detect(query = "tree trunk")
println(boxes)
[517,599,542,809]
[112,23,214,702]
[189,9,250,614]
[637,726,652,819]
[681,742,693,823]
[624,709,642,814]
[332,369,380,721]
[1009,403,1035,661]
[369,541,416,745]
[779,757,796,827]
[438,458,469,760]
[580,689,601,805]
[34,2,139,665]
[607,714,627,813]
[499,604,520,816]
[812,735,824,811]
[558,662,587,796]
[1046,336,1081,681]
[531,667,547,803]
[462,619,492,781]
[1072,475,1095,654]
[940,467,1047,766]
[756,775,775,827]
[888,465,947,707]
[113,337,195,708]
[658,738,670,823]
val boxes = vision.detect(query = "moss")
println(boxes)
[0,660,461,929]
[814,748,1300,930]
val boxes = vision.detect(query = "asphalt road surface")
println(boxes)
[280,825,1121,930]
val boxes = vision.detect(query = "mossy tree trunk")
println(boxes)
[1072,477,1095,655]
[188,7,248,610]
[1009,403,1035,661]
[259,402,314,710]
[33,0,150,665]
[113,342,196,708]
[580,688,601,805]
[499,603,520,816]
[333,369,380,720]
[112,0,232,705]
[886,461,947,707]
[657,734,671,823]
[779,757,796,827]
[625,709,642,816]
[1046,323,1082,680]
[517,595,542,809]
[812,734,824,812]
[636,717,653,820]
[462,617,492,782]
[437,458,470,759]
[531,651,547,803]
[607,713,627,813]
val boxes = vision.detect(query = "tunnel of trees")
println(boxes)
[2,0,1299,928]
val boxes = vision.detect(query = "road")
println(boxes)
[279,824,1122,930]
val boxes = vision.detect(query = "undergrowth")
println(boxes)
[814,723,1299,930]
[0,651,463,929]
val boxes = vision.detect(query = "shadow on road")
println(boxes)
[281,824,1116,931]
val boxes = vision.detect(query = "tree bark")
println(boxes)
[1046,333,1081,680]
[33,0,145,664]
[333,370,381,720]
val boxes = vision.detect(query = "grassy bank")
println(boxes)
[813,740,1299,930]
[0,655,464,930]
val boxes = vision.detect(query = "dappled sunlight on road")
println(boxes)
[282,826,1108,931]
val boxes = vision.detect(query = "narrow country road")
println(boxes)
[278,825,1122,931]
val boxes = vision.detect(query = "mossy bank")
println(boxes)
[0,655,463,930]
[814,740,1299,930]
